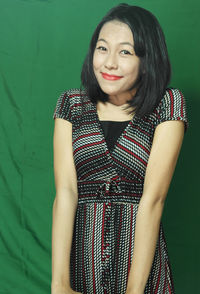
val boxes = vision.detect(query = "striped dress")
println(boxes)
[53,87,189,294]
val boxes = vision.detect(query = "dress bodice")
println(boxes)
[99,120,130,151]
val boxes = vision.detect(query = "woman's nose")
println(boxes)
[104,53,118,70]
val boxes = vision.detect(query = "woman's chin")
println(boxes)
[100,86,123,96]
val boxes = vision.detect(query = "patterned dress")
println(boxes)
[53,87,189,294]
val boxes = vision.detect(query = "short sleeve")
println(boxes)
[52,91,72,123]
[156,88,189,133]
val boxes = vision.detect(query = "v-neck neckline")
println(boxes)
[93,102,138,157]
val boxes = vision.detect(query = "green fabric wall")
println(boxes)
[0,0,199,293]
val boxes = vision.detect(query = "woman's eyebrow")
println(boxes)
[97,38,134,47]
[120,42,134,47]
[97,38,107,43]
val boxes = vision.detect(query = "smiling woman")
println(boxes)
[51,3,189,294]
[81,4,171,117]
[93,21,140,104]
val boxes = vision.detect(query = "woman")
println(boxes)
[51,3,189,294]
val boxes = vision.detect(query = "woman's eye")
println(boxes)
[96,46,107,51]
[121,50,132,55]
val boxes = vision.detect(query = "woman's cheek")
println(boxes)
[93,53,106,68]
[123,60,140,75]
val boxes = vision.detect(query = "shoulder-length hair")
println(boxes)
[81,3,171,118]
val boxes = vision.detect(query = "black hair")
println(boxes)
[81,3,171,118]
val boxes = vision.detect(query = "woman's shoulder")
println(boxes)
[153,87,186,113]
[152,86,189,133]
[162,87,185,104]
[60,87,89,105]
[61,88,88,100]
[61,88,91,107]
[53,88,90,122]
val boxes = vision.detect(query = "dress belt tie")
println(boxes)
[96,175,122,198]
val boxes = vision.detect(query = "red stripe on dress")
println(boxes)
[82,205,87,293]
[67,93,90,101]
[112,156,144,180]
[81,164,112,180]
[76,151,109,169]
[130,121,152,137]
[116,143,147,166]
[73,140,105,154]
[127,205,133,276]
[124,135,150,154]
[92,203,97,294]
[102,204,106,258]
[68,93,81,98]
[78,192,142,198]
[71,99,91,106]
[115,205,123,293]
[168,282,172,294]
[168,89,174,118]
[155,236,162,294]
[179,90,184,117]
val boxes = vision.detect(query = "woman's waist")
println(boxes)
[77,177,144,204]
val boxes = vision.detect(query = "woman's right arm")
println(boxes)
[51,118,82,294]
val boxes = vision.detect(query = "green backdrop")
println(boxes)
[0,0,199,293]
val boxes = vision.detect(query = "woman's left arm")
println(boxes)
[125,119,185,294]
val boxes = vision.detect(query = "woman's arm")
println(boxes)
[126,120,185,294]
[51,118,80,293]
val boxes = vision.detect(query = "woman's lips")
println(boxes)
[101,72,123,81]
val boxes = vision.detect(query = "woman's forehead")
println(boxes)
[98,20,134,44]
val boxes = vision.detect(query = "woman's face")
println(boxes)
[93,20,140,98]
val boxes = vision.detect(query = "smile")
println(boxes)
[101,72,123,81]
